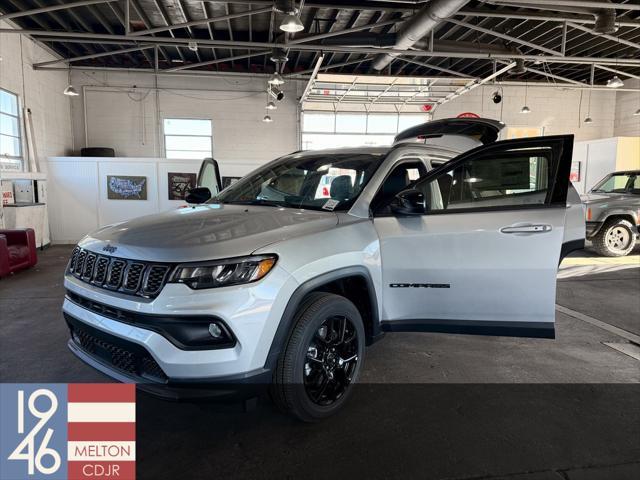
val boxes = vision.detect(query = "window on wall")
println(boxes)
[163,118,213,159]
[301,112,427,150]
[0,89,23,171]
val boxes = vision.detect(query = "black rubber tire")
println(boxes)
[270,292,365,422]
[592,218,637,257]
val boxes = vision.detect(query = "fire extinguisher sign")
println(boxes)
[0,384,135,480]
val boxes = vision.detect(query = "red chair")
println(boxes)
[0,228,38,278]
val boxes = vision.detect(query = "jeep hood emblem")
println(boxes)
[102,244,117,254]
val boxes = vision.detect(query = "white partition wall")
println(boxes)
[47,157,202,243]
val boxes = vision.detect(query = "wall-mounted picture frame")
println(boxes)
[107,175,147,200]
[168,172,197,200]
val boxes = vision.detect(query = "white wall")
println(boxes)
[0,22,73,165]
[432,85,616,142]
[46,156,202,243]
[614,78,640,137]
[69,70,300,178]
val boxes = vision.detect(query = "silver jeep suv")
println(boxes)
[63,118,585,421]
[582,170,639,257]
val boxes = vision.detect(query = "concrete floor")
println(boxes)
[1,245,639,479]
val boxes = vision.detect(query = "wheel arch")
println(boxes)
[263,267,381,371]
[600,212,637,227]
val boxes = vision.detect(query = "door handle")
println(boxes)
[500,224,552,234]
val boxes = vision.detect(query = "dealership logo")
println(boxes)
[1,384,136,480]
[102,245,118,254]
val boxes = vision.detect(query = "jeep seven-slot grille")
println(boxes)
[68,247,171,298]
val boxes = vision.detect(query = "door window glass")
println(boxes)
[417,149,552,212]
[372,160,427,211]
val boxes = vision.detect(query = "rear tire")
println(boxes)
[270,292,365,422]
[592,219,636,257]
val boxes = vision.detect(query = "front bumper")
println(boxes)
[62,263,298,396]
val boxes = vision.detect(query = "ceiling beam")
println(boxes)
[129,6,273,37]
[487,0,640,11]
[33,44,156,67]
[455,9,640,27]
[446,18,562,56]
[566,22,640,51]
[0,0,118,21]
[7,29,640,66]
[165,51,271,72]
[594,64,640,80]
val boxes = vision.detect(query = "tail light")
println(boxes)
[586,208,592,221]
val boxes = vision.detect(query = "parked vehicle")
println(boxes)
[63,118,585,421]
[581,170,639,257]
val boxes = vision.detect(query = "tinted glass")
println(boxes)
[215,153,385,211]
[416,149,552,212]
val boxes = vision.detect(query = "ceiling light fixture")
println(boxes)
[268,71,284,85]
[584,88,593,124]
[584,116,593,124]
[606,75,624,88]
[63,85,79,96]
[520,81,530,114]
[188,41,198,52]
[280,13,304,33]
[266,101,277,110]
[634,108,640,116]
[263,114,273,123]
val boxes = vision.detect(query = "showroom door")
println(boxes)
[374,135,574,338]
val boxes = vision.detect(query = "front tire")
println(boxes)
[592,219,637,257]
[270,292,365,422]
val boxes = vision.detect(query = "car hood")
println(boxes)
[580,192,634,205]
[79,204,338,262]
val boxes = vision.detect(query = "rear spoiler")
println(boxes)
[393,118,505,146]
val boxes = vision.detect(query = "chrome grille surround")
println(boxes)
[67,247,173,298]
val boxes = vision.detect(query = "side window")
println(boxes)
[372,160,427,211]
[417,148,553,212]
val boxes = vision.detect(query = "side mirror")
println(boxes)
[185,187,212,204]
[390,189,426,216]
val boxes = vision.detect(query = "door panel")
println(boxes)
[375,135,574,338]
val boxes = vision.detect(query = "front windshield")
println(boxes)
[213,152,386,211]
[591,172,639,194]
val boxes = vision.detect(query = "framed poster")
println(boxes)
[168,172,197,200]
[107,175,147,200]
[222,176,241,189]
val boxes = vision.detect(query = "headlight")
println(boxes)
[169,255,277,289]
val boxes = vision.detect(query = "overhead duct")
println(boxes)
[487,0,618,34]
[371,0,471,71]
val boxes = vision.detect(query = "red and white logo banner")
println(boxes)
[67,384,136,480]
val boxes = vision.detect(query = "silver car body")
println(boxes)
[63,125,585,389]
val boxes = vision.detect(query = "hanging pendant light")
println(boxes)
[280,13,304,33]
[262,114,273,123]
[583,88,593,124]
[633,108,640,116]
[266,101,277,110]
[606,75,624,88]
[520,81,530,113]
